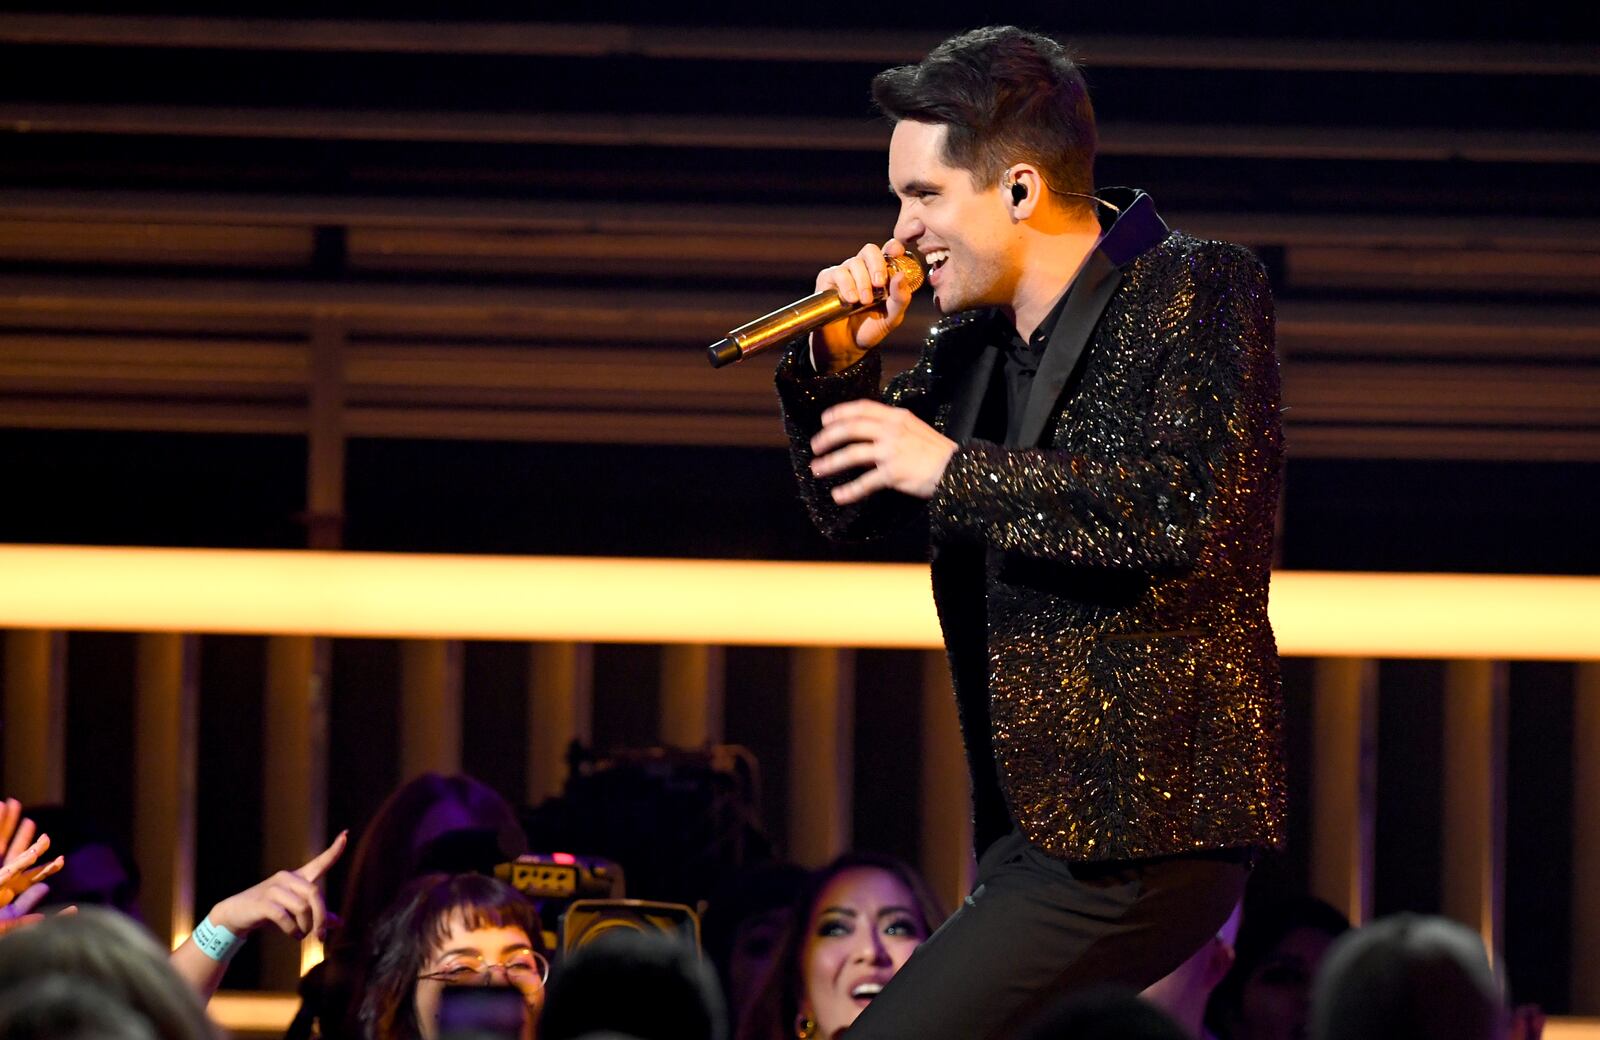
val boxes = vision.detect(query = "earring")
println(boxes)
[794,1013,818,1039]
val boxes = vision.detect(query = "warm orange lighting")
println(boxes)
[0,545,1596,660]
[203,991,1600,1038]
[209,992,300,1032]
[300,935,324,976]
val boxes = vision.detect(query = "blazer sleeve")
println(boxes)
[926,245,1280,572]
[774,336,940,544]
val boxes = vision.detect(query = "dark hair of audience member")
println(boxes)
[359,872,542,1040]
[735,852,944,1040]
[1014,987,1190,1040]
[336,774,526,956]
[292,773,527,1040]
[700,863,808,1029]
[0,908,218,1040]
[21,804,142,915]
[1205,895,1351,1040]
[541,931,727,1040]
[1309,914,1505,1040]
[0,974,160,1040]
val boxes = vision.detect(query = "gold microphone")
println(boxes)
[707,253,925,368]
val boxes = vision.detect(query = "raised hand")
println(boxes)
[0,801,66,936]
[170,829,349,999]
[208,830,347,941]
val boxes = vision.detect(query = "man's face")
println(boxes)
[889,120,1019,315]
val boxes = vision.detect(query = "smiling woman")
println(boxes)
[736,854,945,1040]
[359,873,547,1040]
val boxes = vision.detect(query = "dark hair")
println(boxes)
[1309,914,1504,1040]
[335,774,526,954]
[0,908,218,1040]
[734,853,945,1040]
[1015,987,1189,1040]
[541,932,727,1040]
[311,773,526,1039]
[1205,895,1352,1038]
[0,975,159,1040]
[23,804,142,913]
[871,25,1097,201]
[700,862,808,1025]
[358,873,542,1040]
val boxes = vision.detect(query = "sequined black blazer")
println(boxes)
[776,202,1287,863]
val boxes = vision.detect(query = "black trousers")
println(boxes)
[846,830,1250,1040]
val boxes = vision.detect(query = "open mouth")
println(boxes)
[850,982,884,1002]
[922,249,950,273]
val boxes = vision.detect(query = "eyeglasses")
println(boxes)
[418,950,550,989]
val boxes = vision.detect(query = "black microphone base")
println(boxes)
[707,338,743,368]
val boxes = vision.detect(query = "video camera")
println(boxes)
[495,852,699,956]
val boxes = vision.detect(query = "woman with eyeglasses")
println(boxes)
[359,873,548,1040]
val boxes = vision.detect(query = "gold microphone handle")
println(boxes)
[707,253,925,368]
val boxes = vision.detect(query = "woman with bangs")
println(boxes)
[359,873,548,1040]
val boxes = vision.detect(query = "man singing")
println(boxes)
[774,25,1286,1040]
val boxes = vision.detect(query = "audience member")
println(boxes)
[700,863,807,1029]
[1205,896,1350,1040]
[736,853,943,1040]
[289,773,528,1040]
[1,796,66,934]
[167,831,346,1000]
[0,907,218,1040]
[1308,913,1505,1040]
[359,872,547,1040]
[1143,901,1242,1038]
[20,804,142,918]
[1015,987,1190,1040]
[541,931,727,1040]
[0,974,159,1040]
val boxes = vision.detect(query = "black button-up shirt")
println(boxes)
[1000,285,1076,447]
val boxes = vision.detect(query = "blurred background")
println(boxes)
[0,0,1597,1021]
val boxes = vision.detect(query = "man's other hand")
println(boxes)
[810,399,957,504]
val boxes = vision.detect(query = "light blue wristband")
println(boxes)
[191,915,240,961]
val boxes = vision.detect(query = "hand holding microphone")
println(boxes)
[707,241,923,369]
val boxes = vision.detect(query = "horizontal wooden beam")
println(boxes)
[3,104,1596,163]
[6,340,1595,428]
[3,402,1593,460]
[2,274,1593,348]
[5,190,1599,252]
[1,545,1597,659]
[2,17,1594,76]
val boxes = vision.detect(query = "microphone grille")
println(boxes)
[887,252,925,293]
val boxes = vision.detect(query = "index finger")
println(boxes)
[0,800,19,856]
[295,830,348,884]
[0,835,49,888]
[7,818,36,866]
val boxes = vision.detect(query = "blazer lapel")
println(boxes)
[1013,251,1121,448]
[943,338,1000,445]
[1013,189,1171,448]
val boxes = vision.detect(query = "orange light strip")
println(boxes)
[204,992,1600,1037]
[0,544,1595,660]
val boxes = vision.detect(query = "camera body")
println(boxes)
[496,854,701,957]
[561,898,701,954]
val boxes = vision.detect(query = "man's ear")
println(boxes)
[1002,165,1044,217]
